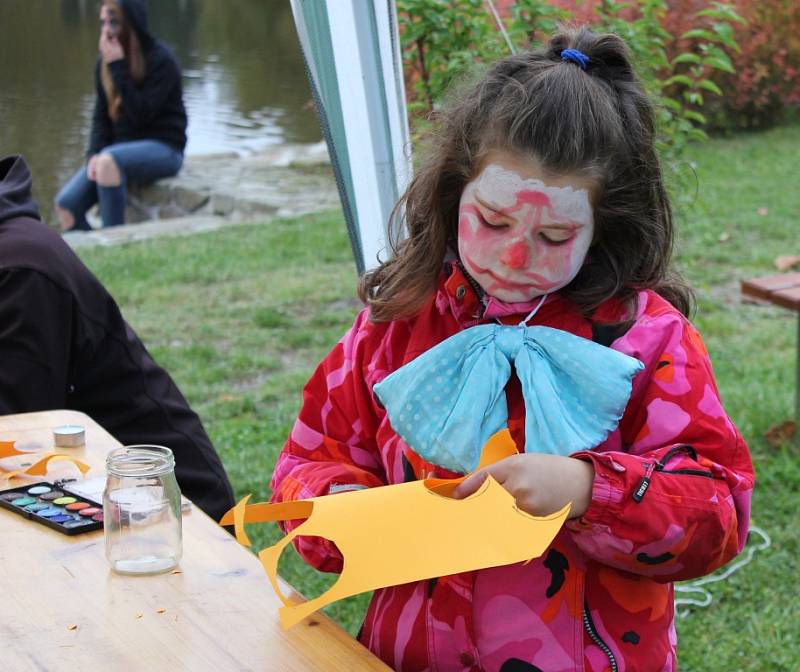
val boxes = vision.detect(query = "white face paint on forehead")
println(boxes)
[457,152,596,304]
[474,165,593,225]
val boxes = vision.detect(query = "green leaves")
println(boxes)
[396,0,744,192]
[681,28,715,41]
[704,53,735,74]
[644,2,744,163]
[698,79,723,95]
[683,110,708,125]
[398,0,507,114]
[664,74,694,87]
[672,52,702,66]
[711,21,738,51]
[696,2,747,25]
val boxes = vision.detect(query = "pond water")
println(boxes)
[0,0,322,223]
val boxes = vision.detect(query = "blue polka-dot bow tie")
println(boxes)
[373,325,644,473]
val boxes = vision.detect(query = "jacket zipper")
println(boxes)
[633,444,715,503]
[583,601,618,672]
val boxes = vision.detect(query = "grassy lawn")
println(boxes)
[77,124,800,670]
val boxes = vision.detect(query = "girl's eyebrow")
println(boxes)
[475,194,509,215]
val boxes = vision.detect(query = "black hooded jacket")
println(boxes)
[0,156,233,521]
[88,0,187,156]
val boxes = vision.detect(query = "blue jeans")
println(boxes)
[55,140,183,229]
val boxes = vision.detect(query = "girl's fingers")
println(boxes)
[452,456,518,499]
[451,470,488,499]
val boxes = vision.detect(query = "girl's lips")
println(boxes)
[471,263,557,291]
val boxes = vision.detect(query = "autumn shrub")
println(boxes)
[397,0,743,166]
[662,0,800,129]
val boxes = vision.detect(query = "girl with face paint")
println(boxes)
[272,27,753,672]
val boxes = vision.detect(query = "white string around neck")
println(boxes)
[517,294,549,327]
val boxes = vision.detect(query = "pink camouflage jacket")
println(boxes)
[271,264,755,672]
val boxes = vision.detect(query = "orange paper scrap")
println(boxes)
[0,442,90,482]
[220,429,571,629]
[0,441,26,459]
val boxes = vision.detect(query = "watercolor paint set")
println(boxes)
[0,481,104,535]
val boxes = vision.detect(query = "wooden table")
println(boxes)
[741,272,800,431]
[0,410,389,672]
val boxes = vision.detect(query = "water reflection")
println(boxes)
[0,0,321,223]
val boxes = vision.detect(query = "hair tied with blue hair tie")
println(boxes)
[561,48,590,70]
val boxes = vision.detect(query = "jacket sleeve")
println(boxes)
[0,269,72,413]
[108,49,180,128]
[87,62,113,157]
[270,309,389,573]
[566,300,754,582]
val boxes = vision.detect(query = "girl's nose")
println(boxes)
[500,240,530,270]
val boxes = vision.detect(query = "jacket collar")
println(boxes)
[435,262,483,327]
[433,261,598,338]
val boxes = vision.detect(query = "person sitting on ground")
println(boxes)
[55,0,187,231]
[2,154,233,522]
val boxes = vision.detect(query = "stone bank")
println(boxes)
[64,142,339,249]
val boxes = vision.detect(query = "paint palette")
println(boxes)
[0,481,104,535]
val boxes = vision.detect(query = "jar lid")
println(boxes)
[53,424,86,448]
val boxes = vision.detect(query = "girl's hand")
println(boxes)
[87,155,99,181]
[452,453,595,519]
[99,33,124,64]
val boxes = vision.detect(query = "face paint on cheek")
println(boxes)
[547,232,592,283]
[457,184,503,270]
[459,204,483,236]
[534,244,569,276]
[459,221,510,281]
[457,206,484,270]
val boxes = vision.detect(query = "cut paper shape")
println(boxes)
[0,441,27,459]
[0,451,90,482]
[373,324,644,473]
[220,430,570,629]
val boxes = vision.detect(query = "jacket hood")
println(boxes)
[119,0,154,50]
[0,155,40,224]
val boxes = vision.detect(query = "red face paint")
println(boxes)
[500,240,530,270]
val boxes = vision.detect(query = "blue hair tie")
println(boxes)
[561,48,589,70]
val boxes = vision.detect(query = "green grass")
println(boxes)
[77,125,800,670]
[668,125,800,672]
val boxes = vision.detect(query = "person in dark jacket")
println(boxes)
[2,154,234,522]
[55,0,187,230]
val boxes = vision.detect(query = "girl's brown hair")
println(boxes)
[100,0,146,122]
[358,26,693,321]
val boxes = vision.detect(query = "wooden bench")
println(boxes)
[741,272,800,434]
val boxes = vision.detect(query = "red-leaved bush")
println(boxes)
[498,0,800,129]
[661,0,800,128]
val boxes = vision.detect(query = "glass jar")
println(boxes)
[103,445,182,575]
